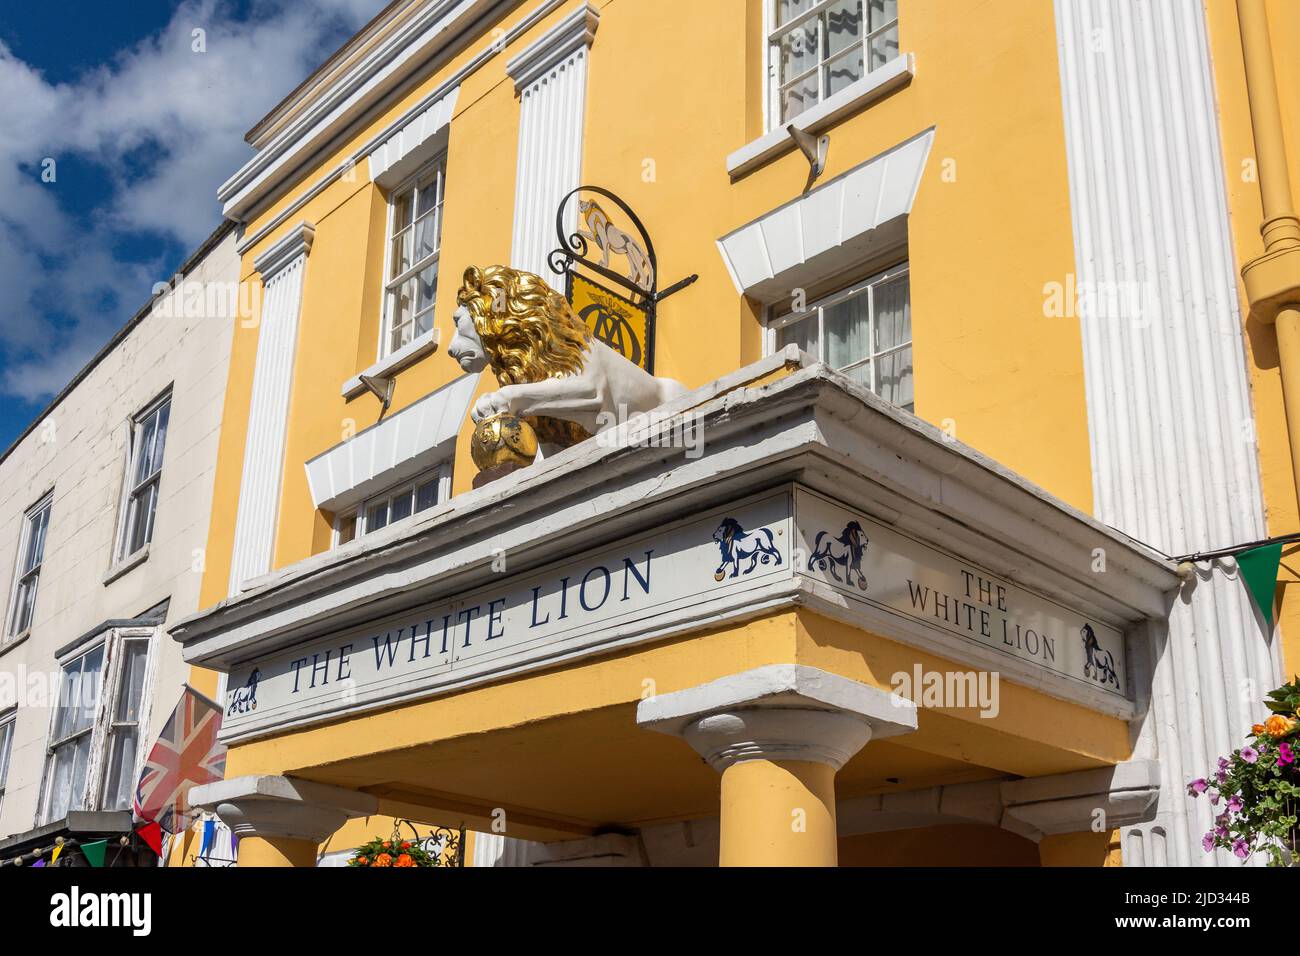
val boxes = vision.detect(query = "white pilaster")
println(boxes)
[1054,1,1278,865]
[228,223,314,594]
[507,3,599,289]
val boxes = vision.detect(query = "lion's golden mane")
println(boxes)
[457,264,594,446]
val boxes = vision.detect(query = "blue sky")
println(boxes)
[0,0,388,451]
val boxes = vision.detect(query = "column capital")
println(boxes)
[637,664,917,772]
[253,221,315,280]
[190,774,378,845]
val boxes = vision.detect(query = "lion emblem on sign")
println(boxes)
[807,520,869,590]
[712,518,782,581]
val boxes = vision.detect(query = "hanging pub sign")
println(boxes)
[547,186,697,374]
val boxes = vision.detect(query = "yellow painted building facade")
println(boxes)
[172,0,1300,867]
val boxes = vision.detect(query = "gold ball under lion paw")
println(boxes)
[471,413,539,471]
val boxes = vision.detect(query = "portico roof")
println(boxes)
[173,348,1180,711]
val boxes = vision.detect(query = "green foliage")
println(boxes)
[347,834,441,867]
[1190,679,1300,866]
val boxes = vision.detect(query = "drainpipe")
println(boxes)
[1237,0,1300,516]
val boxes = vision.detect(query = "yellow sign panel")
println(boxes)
[569,272,652,372]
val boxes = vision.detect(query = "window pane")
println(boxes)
[367,500,390,533]
[877,346,914,409]
[389,226,413,281]
[824,288,872,370]
[840,359,874,389]
[390,489,414,524]
[133,414,158,485]
[115,641,149,723]
[868,0,898,29]
[11,576,36,635]
[825,0,863,57]
[868,21,898,71]
[414,211,438,262]
[126,481,158,556]
[23,505,50,575]
[415,478,440,513]
[337,512,357,546]
[417,263,438,317]
[775,314,820,358]
[778,21,819,84]
[101,727,139,811]
[824,44,864,97]
[874,274,911,352]
[0,719,13,789]
[393,190,413,230]
[46,742,74,821]
[777,0,815,27]
[148,401,170,477]
[781,74,819,122]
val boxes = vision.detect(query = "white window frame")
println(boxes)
[379,155,447,360]
[5,491,53,641]
[114,389,172,564]
[765,261,912,408]
[765,0,901,130]
[333,463,453,548]
[0,708,15,819]
[36,627,158,825]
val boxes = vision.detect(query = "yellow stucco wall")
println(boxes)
[197,0,1092,608]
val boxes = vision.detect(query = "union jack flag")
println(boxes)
[133,686,227,833]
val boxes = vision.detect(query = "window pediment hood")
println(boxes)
[718,128,934,304]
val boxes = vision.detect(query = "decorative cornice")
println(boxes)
[253,223,315,280]
[191,775,378,844]
[506,2,599,92]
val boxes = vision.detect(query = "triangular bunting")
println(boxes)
[32,859,45,868]
[81,840,107,868]
[1239,542,1284,628]
[50,844,62,865]
[136,821,164,857]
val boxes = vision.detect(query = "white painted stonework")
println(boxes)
[177,363,1179,755]
[0,227,239,841]
[717,128,934,304]
[228,224,314,595]
[796,487,1129,704]
[1054,0,1276,865]
[507,3,599,289]
[306,373,477,511]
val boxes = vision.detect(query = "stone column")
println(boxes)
[638,665,916,867]
[190,774,378,868]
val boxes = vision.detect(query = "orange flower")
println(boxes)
[1253,723,1266,735]
[401,842,411,850]
[373,853,393,867]
[355,856,369,866]
[382,841,391,848]
[1265,714,1296,737]
[394,853,414,867]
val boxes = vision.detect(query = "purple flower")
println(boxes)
[1215,826,1228,839]
[1203,832,1216,852]
[1280,742,1295,766]
[1209,790,1221,805]
[1227,795,1243,813]
[1219,757,1230,771]
[1233,838,1249,859]
[1216,770,1228,785]
[1188,778,1209,795]
[1242,747,1259,764]
[1216,812,1231,826]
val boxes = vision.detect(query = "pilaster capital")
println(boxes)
[637,664,917,773]
[253,222,315,280]
[999,759,1161,841]
[189,774,378,845]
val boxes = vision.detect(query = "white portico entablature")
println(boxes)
[172,349,1180,743]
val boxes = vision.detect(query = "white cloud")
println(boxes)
[0,0,388,401]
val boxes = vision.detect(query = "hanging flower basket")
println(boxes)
[1189,677,1300,865]
[347,835,440,868]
